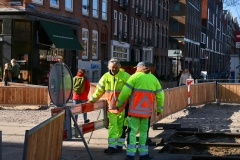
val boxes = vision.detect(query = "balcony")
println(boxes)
[119,31,127,42]
[147,11,152,20]
[136,5,143,16]
[135,35,142,45]
[119,0,128,10]
[146,38,152,46]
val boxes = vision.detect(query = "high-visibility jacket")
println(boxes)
[116,72,164,118]
[89,70,130,113]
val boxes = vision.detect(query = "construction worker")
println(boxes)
[116,61,165,160]
[88,58,130,154]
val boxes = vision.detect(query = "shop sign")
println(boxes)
[11,1,22,6]
[91,64,100,70]
[47,55,58,61]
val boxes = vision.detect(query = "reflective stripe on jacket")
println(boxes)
[116,72,164,117]
[89,70,130,113]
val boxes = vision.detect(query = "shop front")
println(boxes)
[0,18,83,85]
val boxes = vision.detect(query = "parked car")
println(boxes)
[219,71,229,79]
[208,73,220,79]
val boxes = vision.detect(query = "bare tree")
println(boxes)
[222,0,240,7]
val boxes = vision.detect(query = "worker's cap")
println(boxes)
[134,61,148,68]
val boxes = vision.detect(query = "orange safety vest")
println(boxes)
[105,90,127,113]
[128,89,155,118]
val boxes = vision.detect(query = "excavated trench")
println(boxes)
[159,130,240,160]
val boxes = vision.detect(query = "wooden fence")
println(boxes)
[22,110,65,160]
[218,83,240,103]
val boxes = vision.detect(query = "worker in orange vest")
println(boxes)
[116,61,165,160]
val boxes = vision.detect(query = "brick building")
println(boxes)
[110,0,169,77]
[0,0,111,84]
[169,0,202,77]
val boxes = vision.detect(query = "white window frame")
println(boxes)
[132,0,135,8]
[93,0,99,18]
[65,0,73,12]
[119,13,123,32]
[50,0,59,8]
[135,49,141,61]
[82,28,89,59]
[92,30,98,59]
[131,17,134,40]
[82,0,89,16]
[32,0,43,5]
[102,0,108,20]
[124,15,127,34]
[143,50,152,63]
[143,0,146,13]
[135,19,138,36]
[146,23,149,39]
[114,10,118,35]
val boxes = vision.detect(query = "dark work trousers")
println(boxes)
[120,102,129,139]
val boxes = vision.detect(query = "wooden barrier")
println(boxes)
[190,82,216,105]
[218,83,240,103]
[22,111,65,160]
[0,82,50,105]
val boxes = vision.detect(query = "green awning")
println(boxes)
[39,20,83,50]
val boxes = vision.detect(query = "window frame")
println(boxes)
[92,30,98,59]
[93,0,99,18]
[50,0,59,9]
[114,10,118,35]
[82,0,89,16]
[102,0,108,21]
[82,28,89,59]
[65,0,73,12]
[32,0,43,5]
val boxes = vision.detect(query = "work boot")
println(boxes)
[117,146,123,152]
[103,147,117,154]
[139,155,153,160]
[84,119,90,124]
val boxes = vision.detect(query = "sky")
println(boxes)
[223,4,240,25]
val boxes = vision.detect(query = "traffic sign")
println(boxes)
[237,31,240,42]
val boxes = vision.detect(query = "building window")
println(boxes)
[135,19,138,36]
[102,0,108,20]
[143,50,152,63]
[32,0,43,5]
[135,49,140,61]
[14,20,32,42]
[172,20,179,32]
[65,0,73,12]
[124,15,127,34]
[114,10,117,35]
[146,23,149,39]
[50,0,59,8]
[132,0,135,8]
[201,33,206,44]
[82,0,89,15]
[155,25,159,47]
[139,20,142,38]
[113,46,128,61]
[149,24,152,39]
[119,13,122,32]
[173,1,179,12]
[92,30,98,59]
[155,0,159,17]
[93,0,99,18]
[82,28,89,58]
[131,17,134,40]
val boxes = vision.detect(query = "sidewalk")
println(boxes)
[0,121,181,160]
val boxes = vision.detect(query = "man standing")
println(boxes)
[116,61,165,160]
[88,58,130,154]
[9,59,20,83]
[72,68,90,124]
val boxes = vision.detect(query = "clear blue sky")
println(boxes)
[224,5,240,25]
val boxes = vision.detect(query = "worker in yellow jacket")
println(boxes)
[88,58,130,154]
[116,61,165,160]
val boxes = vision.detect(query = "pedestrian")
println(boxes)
[72,68,90,124]
[179,68,192,86]
[116,61,165,160]
[9,59,20,83]
[2,63,12,86]
[88,58,130,154]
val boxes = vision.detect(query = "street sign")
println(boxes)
[236,42,240,48]
[237,31,240,42]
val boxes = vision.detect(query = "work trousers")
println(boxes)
[108,110,126,148]
[126,116,150,159]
